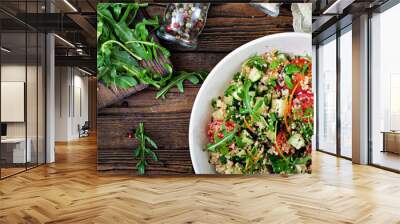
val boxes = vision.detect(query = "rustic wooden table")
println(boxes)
[97,3,294,175]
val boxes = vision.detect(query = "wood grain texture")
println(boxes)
[97,3,295,174]
[1,136,400,223]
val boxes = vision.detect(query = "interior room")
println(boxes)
[0,0,97,179]
[370,2,400,171]
[314,0,400,172]
[0,6,46,178]
[0,0,399,223]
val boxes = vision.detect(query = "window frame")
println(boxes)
[315,24,353,161]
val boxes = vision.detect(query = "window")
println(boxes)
[0,0,47,179]
[317,36,337,154]
[339,27,352,158]
[370,3,400,171]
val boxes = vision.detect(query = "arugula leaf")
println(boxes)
[301,64,309,75]
[207,125,238,152]
[115,76,137,89]
[245,55,267,71]
[269,53,288,70]
[133,123,158,175]
[284,75,294,89]
[97,18,103,41]
[156,71,208,99]
[224,83,237,96]
[269,60,280,69]
[284,64,300,75]
[241,79,252,114]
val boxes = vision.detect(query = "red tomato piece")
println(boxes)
[173,22,180,28]
[275,131,287,152]
[292,89,314,123]
[207,120,235,143]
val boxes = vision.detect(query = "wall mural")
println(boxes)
[97,3,313,175]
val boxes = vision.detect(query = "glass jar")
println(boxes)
[157,3,210,48]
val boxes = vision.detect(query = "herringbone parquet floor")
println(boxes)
[1,135,400,224]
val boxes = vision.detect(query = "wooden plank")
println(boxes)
[97,85,200,150]
[170,52,227,72]
[97,148,193,175]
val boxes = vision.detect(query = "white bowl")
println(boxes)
[189,32,312,174]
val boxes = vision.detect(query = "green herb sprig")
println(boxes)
[133,123,158,175]
[156,71,208,99]
[207,125,238,152]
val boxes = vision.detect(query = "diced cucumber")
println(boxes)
[212,109,224,120]
[248,67,262,82]
[271,99,287,118]
[265,129,275,142]
[254,97,268,114]
[233,86,242,101]
[288,133,305,150]
[224,95,233,105]
[240,130,254,145]
[216,99,226,109]
[256,116,268,129]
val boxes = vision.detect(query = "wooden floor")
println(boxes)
[0,136,400,223]
[373,150,400,171]
[1,167,26,178]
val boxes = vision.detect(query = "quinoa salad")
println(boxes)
[206,50,313,174]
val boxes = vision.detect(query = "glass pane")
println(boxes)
[317,37,337,154]
[339,29,352,158]
[38,32,45,165]
[1,31,27,177]
[27,31,38,169]
[371,4,400,171]
[26,0,38,169]
[312,45,317,151]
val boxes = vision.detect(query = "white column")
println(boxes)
[46,32,55,163]
[352,14,369,164]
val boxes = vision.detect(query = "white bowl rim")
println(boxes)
[189,32,311,174]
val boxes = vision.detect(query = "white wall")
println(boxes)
[1,63,46,164]
[312,45,316,151]
[1,65,34,138]
[54,67,89,141]
[55,66,69,141]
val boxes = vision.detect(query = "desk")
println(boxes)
[381,131,400,154]
[1,138,31,163]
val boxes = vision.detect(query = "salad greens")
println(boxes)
[134,123,158,175]
[156,71,208,99]
[97,3,171,89]
[206,51,313,175]
[97,3,207,98]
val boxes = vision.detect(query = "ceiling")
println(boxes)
[0,0,97,73]
[312,0,390,44]
[6,0,392,72]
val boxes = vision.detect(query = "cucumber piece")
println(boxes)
[240,130,254,145]
[288,133,305,150]
[248,67,262,82]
